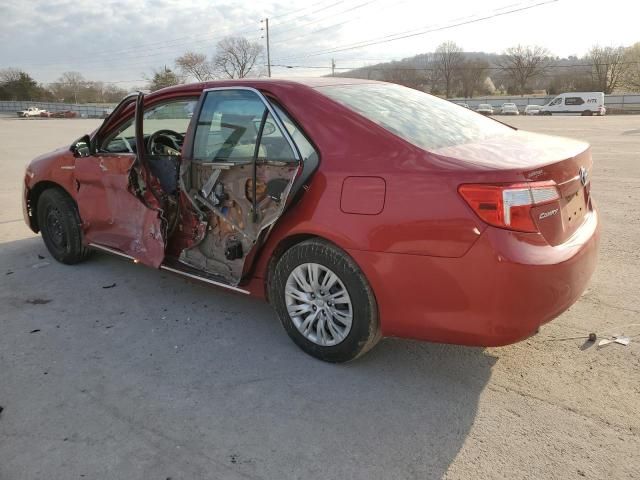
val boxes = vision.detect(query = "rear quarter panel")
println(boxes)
[248,84,485,287]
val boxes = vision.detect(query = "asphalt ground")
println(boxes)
[1,115,638,479]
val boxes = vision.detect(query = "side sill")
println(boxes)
[88,243,250,295]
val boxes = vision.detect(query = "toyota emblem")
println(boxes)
[579,166,589,186]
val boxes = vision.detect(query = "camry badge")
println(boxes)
[579,167,589,186]
[539,208,559,220]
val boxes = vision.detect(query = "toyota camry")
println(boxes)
[22,78,599,362]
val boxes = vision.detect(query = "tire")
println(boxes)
[582,110,593,116]
[269,239,381,363]
[36,188,91,265]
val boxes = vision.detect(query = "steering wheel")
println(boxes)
[147,129,184,155]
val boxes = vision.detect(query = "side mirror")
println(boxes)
[71,135,91,158]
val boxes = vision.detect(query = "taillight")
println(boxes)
[458,181,559,232]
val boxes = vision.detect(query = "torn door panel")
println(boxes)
[178,161,298,285]
[74,155,166,268]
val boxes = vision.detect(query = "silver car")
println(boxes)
[524,105,543,115]
[476,104,494,115]
[500,103,519,115]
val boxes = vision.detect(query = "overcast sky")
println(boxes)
[0,0,636,88]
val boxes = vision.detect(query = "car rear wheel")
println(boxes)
[37,188,91,264]
[269,239,380,363]
[582,110,593,116]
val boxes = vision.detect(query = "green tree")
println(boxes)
[147,67,183,91]
[0,69,41,100]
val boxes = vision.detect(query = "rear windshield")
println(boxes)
[319,83,512,150]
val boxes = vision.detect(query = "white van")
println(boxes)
[540,92,606,116]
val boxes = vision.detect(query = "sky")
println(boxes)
[0,0,636,88]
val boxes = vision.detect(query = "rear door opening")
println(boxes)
[177,87,305,286]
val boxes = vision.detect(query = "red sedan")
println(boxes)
[22,78,599,362]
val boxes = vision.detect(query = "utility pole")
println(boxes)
[331,58,336,77]
[265,18,271,78]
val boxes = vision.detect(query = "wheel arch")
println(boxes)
[27,180,77,232]
[263,232,373,305]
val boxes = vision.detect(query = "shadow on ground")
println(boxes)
[0,236,496,479]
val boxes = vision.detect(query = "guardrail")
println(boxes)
[0,101,115,118]
[450,94,640,114]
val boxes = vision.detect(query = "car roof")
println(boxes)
[147,77,382,99]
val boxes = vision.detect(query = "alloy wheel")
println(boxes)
[284,263,353,346]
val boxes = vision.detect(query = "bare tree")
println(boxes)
[50,71,86,103]
[175,52,213,82]
[586,45,630,94]
[623,42,640,91]
[433,41,463,98]
[497,45,551,95]
[213,36,264,79]
[458,59,489,98]
[379,62,425,90]
[0,68,23,83]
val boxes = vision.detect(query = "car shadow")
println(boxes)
[0,236,496,480]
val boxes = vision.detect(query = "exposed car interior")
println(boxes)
[92,90,317,285]
[179,89,307,284]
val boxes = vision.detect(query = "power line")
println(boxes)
[269,0,381,40]
[271,61,640,71]
[270,0,414,47]
[16,1,334,67]
[268,0,347,30]
[273,0,559,62]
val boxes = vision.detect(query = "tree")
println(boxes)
[147,67,183,92]
[433,41,463,98]
[380,62,425,90]
[0,69,42,100]
[458,59,489,98]
[497,45,551,95]
[213,36,264,79]
[175,52,213,82]
[50,71,87,103]
[586,45,630,94]
[624,43,640,91]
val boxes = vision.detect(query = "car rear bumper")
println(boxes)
[347,209,600,346]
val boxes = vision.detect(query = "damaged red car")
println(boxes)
[22,79,599,362]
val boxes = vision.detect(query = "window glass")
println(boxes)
[193,89,296,163]
[550,97,563,106]
[564,97,584,106]
[102,99,196,153]
[319,83,512,150]
[271,101,317,161]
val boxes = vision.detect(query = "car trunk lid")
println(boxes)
[434,130,593,246]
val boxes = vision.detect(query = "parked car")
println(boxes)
[524,105,543,115]
[500,103,519,115]
[22,79,599,362]
[458,103,470,109]
[51,110,78,118]
[17,107,47,117]
[476,103,494,115]
[540,92,606,116]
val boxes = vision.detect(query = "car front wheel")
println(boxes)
[269,239,380,362]
[37,188,90,264]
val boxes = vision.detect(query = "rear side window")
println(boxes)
[318,83,513,150]
[565,97,585,106]
[193,89,297,163]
